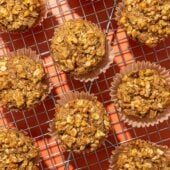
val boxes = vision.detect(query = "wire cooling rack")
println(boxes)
[0,0,170,169]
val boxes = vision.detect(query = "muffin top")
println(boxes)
[118,0,170,47]
[51,20,106,77]
[0,55,49,110]
[0,128,39,170]
[0,0,41,32]
[117,69,170,119]
[54,99,110,152]
[109,139,169,170]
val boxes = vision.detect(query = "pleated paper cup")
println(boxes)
[7,48,41,63]
[49,91,110,153]
[0,48,51,112]
[115,1,124,22]
[35,0,48,27]
[108,139,170,170]
[110,61,170,128]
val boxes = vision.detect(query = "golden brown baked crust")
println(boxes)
[0,55,49,110]
[117,69,170,119]
[54,99,110,152]
[0,128,39,170]
[109,139,169,170]
[117,0,170,47]
[0,0,41,32]
[51,20,106,76]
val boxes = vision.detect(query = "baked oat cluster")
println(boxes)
[109,139,169,170]
[0,0,41,32]
[51,20,106,77]
[117,69,170,119]
[54,99,110,152]
[0,128,39,170]
[118,0,170,47]
[0,55,49,110]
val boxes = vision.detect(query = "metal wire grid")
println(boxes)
[0,0,170,169]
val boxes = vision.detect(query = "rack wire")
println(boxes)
[0,0,170,169]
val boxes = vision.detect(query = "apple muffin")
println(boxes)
[116,0,170,47]
[116,69,170,119]
[51,20,106,77]
[52,97,110,153]
[0,0,45,32]
[109,139,170,170]
[0,54,49,110]
[0,128,39,170]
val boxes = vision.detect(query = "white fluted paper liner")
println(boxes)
[7,48,41,62]
[0,48,52,112]
[110,61,170,128]
[108,139,170,170]
[48,91,110,153]
[115,1,124,22]
[37,0,48,26]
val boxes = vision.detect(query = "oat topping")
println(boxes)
[54,99,110,152]
[0,0,41,32]
[0,128,39,170]
[117,69,170,119]
[51,20,106,76]
[118,0,170,47]
[109,139,169,170]
[0,55,49,110]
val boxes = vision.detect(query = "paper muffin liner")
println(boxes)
[0,127,40,168]
[51,20,114,82]
[0,0,48,33]
[115,1,124,22]
[110,61,170,128]
[35,0,48,27]
[48,91,110,153]
[108,139,170,170]
[0,48,52,112]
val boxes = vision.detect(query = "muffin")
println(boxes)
[110,61,170,127]
[0,128,39,169]
[49,92,110,153]
[0,0,46,32]
[0,49,50,111]
[117,69,170,119]
[51,20,113,82]
[109,139,170,170]
[116,0,170,47]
